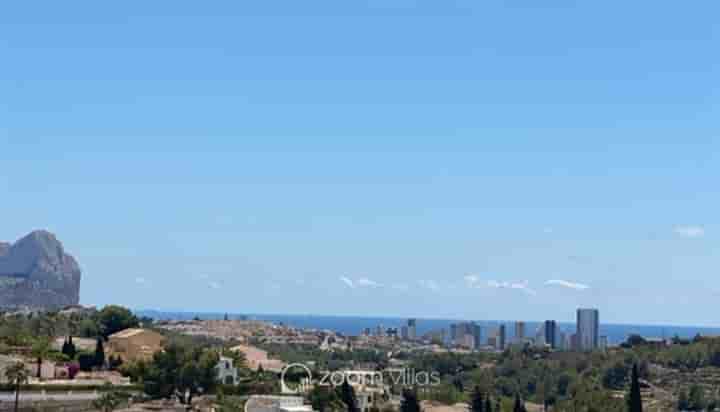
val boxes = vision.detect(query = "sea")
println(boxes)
[137,310,720,346]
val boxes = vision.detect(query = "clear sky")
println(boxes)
[1,1,718,326]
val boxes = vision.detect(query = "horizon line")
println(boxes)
[131,307,720,331]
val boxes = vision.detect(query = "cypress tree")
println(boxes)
[61,337,69,356]
[94,337,105,369]
[513,394,527,412]
[400,388,421,412]
[470,386,484,412]
[67,336,77,359]
[628,363,643,412]
[339,378,360,412]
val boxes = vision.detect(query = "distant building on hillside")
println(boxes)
[407,318,417,340]
[498,324,506,350]
[425,328,446,345]
[231,344,285,372]
[545,320,558,349]
[514,322,525,344]
[577,308,600,351]
[471,323,482,349]
[487,335,497,348]
[107,328,165,362]
[535,323,546,347]
[599,335,609,351]
[569,333,579,351]
[449,321,482,349]
[216,355,239,385]
[558,331,567,350]
[246,395,313,412]
[450,324,458,343]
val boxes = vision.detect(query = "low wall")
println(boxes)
[0,399,96,412]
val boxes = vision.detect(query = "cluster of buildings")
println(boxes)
[447,322,504,351]
[230,344,285,372]
[512,309,605,351]
[0,328,166,387]
[361,319,417,341]
[356,309,607,353]
[155,319,326,345]
[401,318,417,340]
[441,308,606,352]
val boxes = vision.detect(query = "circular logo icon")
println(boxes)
[280,363,313,394]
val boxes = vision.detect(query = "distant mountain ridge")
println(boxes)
[0,230,81,310]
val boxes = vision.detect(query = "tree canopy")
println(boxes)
[98,305,139,338]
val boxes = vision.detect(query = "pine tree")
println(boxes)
[470,386,484,412]
[628,363,643,412]
[400,389,421,412]
[94,337,106,369]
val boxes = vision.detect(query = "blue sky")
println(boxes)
[1,1,719,325]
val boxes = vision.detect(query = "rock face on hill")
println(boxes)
[0,230,81,310]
